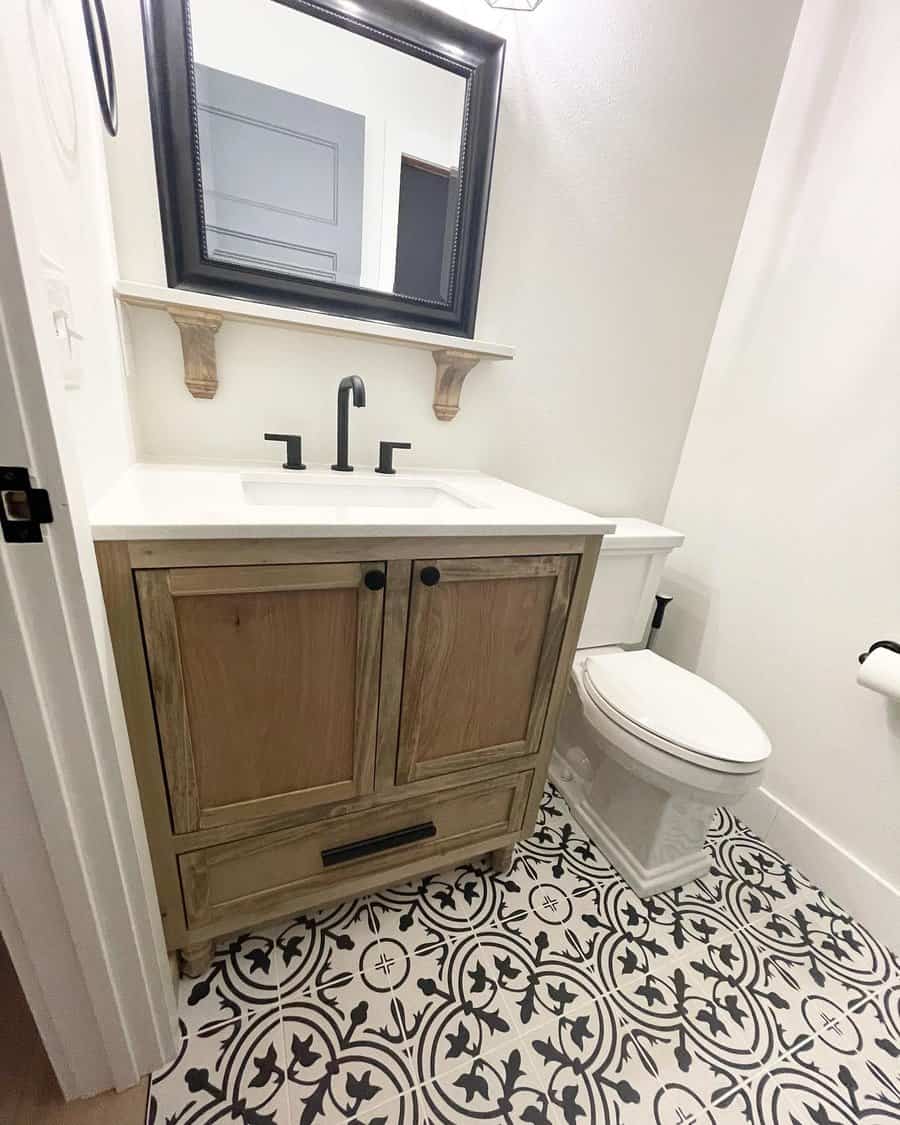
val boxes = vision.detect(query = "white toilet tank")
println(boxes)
[580,519,685,647]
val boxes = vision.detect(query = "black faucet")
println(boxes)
[331,375,366,472]
[264,432,306,470]
[375,441,412,474]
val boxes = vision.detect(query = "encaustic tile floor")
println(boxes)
[147,784,900,1125]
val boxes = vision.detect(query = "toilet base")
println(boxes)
[552,659,766,899]
[550,761,712,897]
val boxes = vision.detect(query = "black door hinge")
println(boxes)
[1,467,54,543]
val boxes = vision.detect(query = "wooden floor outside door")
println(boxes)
[0,938,148,1124]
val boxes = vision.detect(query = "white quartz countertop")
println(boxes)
[89,463,616,541]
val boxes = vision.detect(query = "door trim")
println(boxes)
[0,51,175,1097]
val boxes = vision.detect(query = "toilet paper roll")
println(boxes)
[857,646,900,701]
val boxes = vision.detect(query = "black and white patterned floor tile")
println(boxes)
[149,783,899,1124]
[175,928,281,1036]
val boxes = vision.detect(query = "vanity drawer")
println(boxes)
[178,771,531,929]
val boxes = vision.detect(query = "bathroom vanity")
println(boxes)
[92,465,611,975]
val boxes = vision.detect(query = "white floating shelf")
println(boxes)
[114,281,514,421]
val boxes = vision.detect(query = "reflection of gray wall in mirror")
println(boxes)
[187,0,467,302]
[195,65,364,287]
[395,159,459,302]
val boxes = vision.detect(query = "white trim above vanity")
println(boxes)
[113,281,515,420]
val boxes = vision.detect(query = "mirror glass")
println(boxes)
[187,0,467,303]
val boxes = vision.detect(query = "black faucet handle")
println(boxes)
[265,433,306,471]
[375,441,412,475]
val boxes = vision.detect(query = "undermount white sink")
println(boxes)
[241,475,478,510]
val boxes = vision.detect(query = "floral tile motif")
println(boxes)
[739,888,897,1001]
[418,1038,555,1125]
[368,862,499,951]
[280,960,414,1125]
[177,929,281,1036]
[471,924,600,1037]
[577,878,740,996]
[273,897,378,1001]
[147,1011,289,1124]
[156,782,899,1125]
[346,1088,428,1124]
[387,931,517,1084]
[525,990,669,1124]
[607,927,883,1113]
[485,882,594,966]
[705,805,760,847]
[703,833,898,999]
[779,982,900,1122]
[518,784,622,891]
[710,1066,801,1125]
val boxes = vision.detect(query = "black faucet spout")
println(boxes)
[332,375,366,471]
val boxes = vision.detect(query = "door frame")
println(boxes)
[0,54,176,1098]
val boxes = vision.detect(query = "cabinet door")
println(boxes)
[136,563,383,833]
[396,555,577,784]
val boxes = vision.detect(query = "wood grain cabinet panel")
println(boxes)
[179,771,531,930]
[396,555,577,784]
[135,562,383,832]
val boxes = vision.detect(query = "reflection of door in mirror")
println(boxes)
[395,157,459,302]
[195,65,364,287]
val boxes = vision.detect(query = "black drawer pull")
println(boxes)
[321,821,437,867]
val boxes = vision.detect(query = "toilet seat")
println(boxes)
[581,649,770,776]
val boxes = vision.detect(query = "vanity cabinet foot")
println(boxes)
[180,940,214,979]
[489,845,515,873]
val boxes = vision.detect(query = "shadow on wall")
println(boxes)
[654,568,714,673]
[721,0,859,375]
[879,689,900,742]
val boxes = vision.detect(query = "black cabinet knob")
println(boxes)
[364,570,386,591]
[420,566,441,587]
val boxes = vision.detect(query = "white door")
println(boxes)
[0,0,175,1099]
[196,64,366,286]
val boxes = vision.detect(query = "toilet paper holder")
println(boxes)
[858,640,900,665]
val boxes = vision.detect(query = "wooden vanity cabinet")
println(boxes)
[96,534,601,975]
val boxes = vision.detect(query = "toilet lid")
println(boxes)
[582,649,771,769]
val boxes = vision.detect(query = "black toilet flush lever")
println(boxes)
[264,433,306,470]
[375,441,412,475]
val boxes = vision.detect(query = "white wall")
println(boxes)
[660,0,900,941]
[105,0,800,521]
[8,0,133,504]
[189,0,465,290]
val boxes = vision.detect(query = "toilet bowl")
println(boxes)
[550,520,771,897]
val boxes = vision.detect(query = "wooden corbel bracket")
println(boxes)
[432,348,482,422]
[168,308,223,399]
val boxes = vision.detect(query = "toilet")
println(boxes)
[552,519,771,897]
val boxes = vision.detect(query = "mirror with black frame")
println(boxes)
[142,0,505,337]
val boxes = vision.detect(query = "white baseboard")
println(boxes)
[735,788,900,954]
